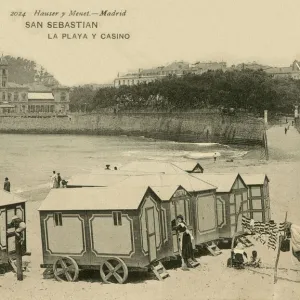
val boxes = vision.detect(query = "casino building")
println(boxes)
[0,55,70,114]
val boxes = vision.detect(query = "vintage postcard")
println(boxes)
[0,0,299,299]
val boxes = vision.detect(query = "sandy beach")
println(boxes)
[2,125,300,300]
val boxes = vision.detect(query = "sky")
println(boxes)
[1,0,300,86]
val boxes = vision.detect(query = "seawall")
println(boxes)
[0,112,266,145]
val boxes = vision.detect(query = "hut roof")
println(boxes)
[67,173,129,187]
[38,186,152,211]
[119,161,187,174]
[151,185,181,200]
[241,174,269,185]
[192,173,243,193]
[113,173,216,192]
[0,190,26,207]
[172,161,203,172]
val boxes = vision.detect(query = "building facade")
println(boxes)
[264,60,300,80]
[114,61,227,87]
[0,56,70,114]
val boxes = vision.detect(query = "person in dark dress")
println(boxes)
[173,215,196,269]
[57,173,62,188]
[4,177,10,192]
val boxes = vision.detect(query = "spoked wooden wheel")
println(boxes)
[53,256,79,282]
[100,257,128,284]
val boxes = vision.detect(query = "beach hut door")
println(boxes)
[145,207,157,262]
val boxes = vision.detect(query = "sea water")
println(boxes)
[0,133,248,192]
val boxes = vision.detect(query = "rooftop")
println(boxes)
[192,173,243,193]
[119,161,187,174]
[7,82,27,88]
[0,190,26,207]
[38,186,153,211]
[113,173,216,192]
[241,174,269,185]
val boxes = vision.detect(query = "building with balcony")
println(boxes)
[0,55,70,114]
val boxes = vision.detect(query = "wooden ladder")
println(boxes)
[187,258,200,268]
[205,242,222,256]
[150,261,170,281]
[238,236,254,247]
[8,257,17,273]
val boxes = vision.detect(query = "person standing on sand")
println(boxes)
[4,177,10,192]
[173,215,196,270]
[213,152,217,162]
[285,127,287,135]
[57,173,62,188]
[50,171,58,188]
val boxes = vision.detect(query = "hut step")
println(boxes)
[150,262,170,281]
[8,258,17,273]
[205,242,222,256]
[188,259,200,268]
[238,236,253,247]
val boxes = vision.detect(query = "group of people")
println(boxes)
[173,214,262,270]
[50,171,67,188]
[229,242,261,269]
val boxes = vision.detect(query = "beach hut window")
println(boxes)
[170,202,176,223]
[235,194,242,212]
[7,209,15,225]
[176,199,190,226]
[243,201,248,212]
[252,212,263,222]
[252,199,262,210]
[230,215,236,224]
[251,186,261,197]
[217,198,226,226]
[265,197,269,208]
[161,210,167,241]
[230,204,235,214]
[113,212,122,226]
[53,213,63,226]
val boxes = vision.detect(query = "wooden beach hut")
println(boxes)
[112,173,220,254]
[0,190,28,273]
[39,186,182,283]
[192,173,249,241]
[66,162,221,254]
[240,174,270,223]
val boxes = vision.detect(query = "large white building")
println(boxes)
[114,61,227,87]
[0,55,70,114]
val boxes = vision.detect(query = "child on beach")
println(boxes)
[248,250,261,268]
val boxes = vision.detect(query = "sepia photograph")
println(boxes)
[0,0,300,299]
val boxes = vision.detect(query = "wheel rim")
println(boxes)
[100,257,128,284]
[53,256,79,282]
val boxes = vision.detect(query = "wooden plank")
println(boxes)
[274,212,288,284]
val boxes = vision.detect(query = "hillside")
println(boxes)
[4,55,59,86]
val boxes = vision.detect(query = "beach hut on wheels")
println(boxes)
[0,190,28,273]
[192,173,250,246]
[112,173,221,256]
[39,186,184,283]
[241,174,271,223]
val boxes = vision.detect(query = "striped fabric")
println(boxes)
[241,216,279,250]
